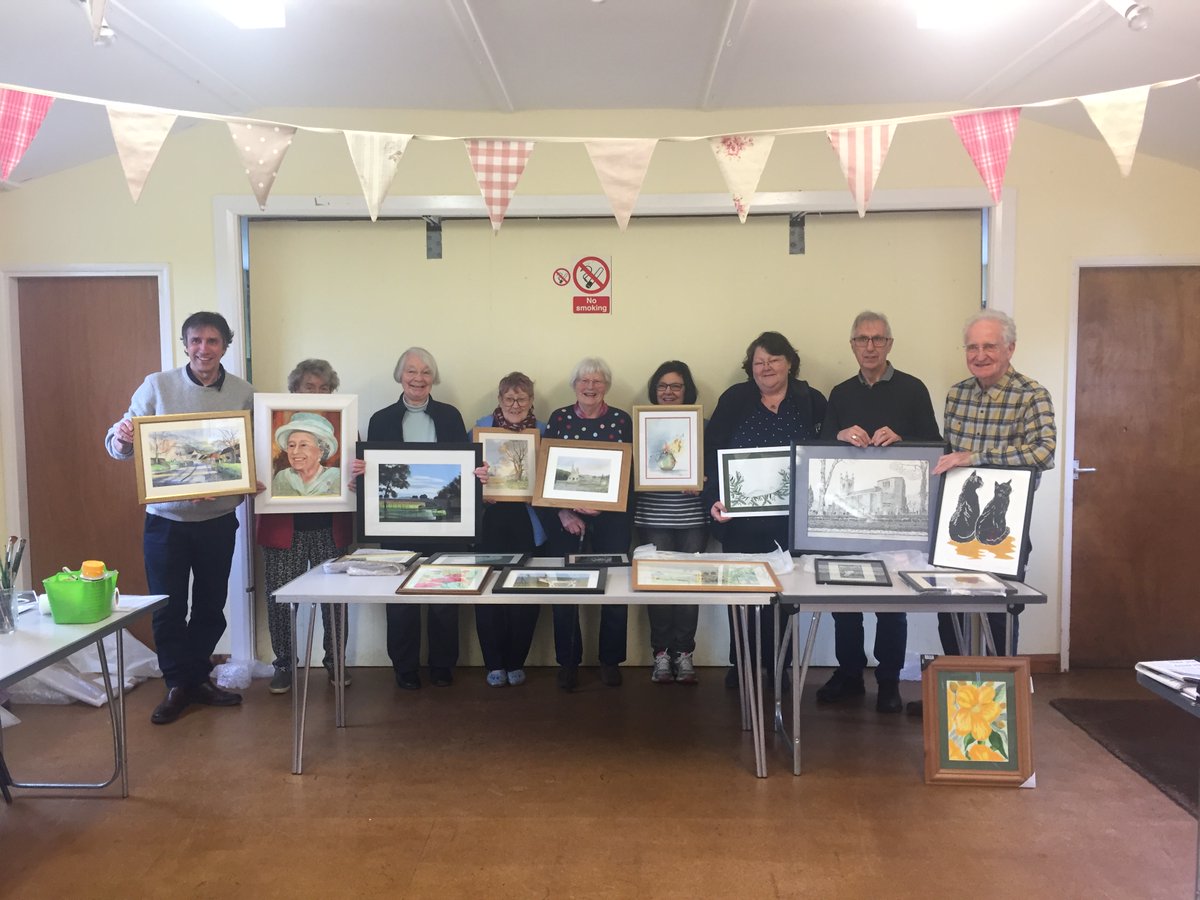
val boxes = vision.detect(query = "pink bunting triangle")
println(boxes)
[1079,85,1149,177]
[0,89,54,181]
[465,140,534,232]
[710,134,775,222]
[107,106,177,203]
[827,124,895,217]
[952,109,1020,204]
[227,120,296,210]
[585,138,656,231]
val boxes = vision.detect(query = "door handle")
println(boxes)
[1073,460,1097,480]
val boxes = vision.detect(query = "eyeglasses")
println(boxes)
[576,378,607,388]
[851,336,891,348]
[964,343,1002,355]
[500,395,530,407]
[656,382,685,393]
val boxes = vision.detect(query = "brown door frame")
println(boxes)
[1064,257,1200,669]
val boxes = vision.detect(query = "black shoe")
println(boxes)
[815,670,866,704]
[190,680,243,706]
[557,666,578,692]
[876,681,903,714]
[599,664,623,687]
[905,699,924,717]
[396,670,421,690]
[724,667,739,690]
[150,686,191,725]
[429,667,453,687]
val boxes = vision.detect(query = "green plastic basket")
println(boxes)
[42,569,118,625]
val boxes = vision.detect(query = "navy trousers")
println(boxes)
[832,611,906,683]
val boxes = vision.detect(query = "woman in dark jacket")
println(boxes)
[367,346,468,691]
[705,331,826,686]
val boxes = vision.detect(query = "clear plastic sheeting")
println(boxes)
[632,541,796,576]
[212,658,273,690]
[4,630,160,707]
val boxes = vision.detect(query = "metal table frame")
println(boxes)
[0,595,167,803]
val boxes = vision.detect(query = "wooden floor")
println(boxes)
[0,667,1194,899]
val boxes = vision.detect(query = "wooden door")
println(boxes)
[1071,266,1200,665]
[17,276,160,645]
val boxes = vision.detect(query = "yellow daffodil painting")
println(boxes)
[943,678,1010,763]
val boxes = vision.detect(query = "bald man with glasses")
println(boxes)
[816,311,941,713]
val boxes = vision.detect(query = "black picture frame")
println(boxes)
[930,465,1037,580]
[790,441,945,554]
[814,557,892,587]
[899,570,1014,594]
[490,566,608,594]
[565,552,630,568]
[356,442,482,545]
[426,551,529,567]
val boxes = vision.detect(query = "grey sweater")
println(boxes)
[105,366,254,522]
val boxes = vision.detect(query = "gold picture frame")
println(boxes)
[532,439,632,513]
[473,426,539,503]
[132,410,256,504]
[631,404,703,492]
[629,558,782,593]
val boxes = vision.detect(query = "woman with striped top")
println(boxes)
[635,361,709,685]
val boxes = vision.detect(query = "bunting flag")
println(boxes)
[0,89,54,181]
[87,0,107,41]
[584,138,657,231]
[1079,85,1150,177]
[710,134,775,222]
[107,106,176,203]
[827,124,896,217]
[465,139,534,231]
[952,108,1020,204]
[345,130,412,221]
[227,120,296,210]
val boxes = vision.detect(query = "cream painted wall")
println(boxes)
[3,104,1200,670]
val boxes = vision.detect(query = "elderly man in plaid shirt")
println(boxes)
[930,309,1056,656]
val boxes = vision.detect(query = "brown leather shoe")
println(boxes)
[150,687,191,725]
[190,680,243,707]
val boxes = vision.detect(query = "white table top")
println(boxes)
[273,558,774,607]
[0,595,167,689]
[776,566,1046,612]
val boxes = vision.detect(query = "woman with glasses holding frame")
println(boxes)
[635,361,709,685]
[473,372,545,688]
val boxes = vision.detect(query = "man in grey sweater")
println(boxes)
[105,312,254,725]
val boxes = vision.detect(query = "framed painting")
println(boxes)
[357,442,482,544]
[566,552,630,567]
[253,392,358,514]
[791,442,944,553]
[630,558,782,593]
[631,404,703,491]
[491,566,607,594]
[922,656,1034,786]
[532,439,632,513]
[427,551,529,567]
[395,563,492,595]
[474,426,539,503]
[814,557,891,587]
[133,410,255,504]
[899,570,1011,594]
[718,446,792,517]
[930,466,1036,580]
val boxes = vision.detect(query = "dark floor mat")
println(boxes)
[1050,697,1199,818]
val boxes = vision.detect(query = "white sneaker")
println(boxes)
[674,651,698,685]
[651,651,674,683]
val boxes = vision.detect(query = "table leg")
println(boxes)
[731,604,750,732]
[0,745,12,804]
[291,603,317,775]
[116,627,128,797]
[1005,611,1015,658]
[749,606,767,778]
[773,603,785,733]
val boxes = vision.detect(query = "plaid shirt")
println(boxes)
[943,367,1056,471]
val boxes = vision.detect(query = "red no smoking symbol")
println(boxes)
[573,257,610,294]
[552,268,570,286]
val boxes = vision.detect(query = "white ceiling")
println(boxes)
[2,0,1200,185]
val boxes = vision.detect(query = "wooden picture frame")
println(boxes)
[931,466,1037,580]
[491,566,607,594]
[253,392,358,514]
[899,570,1011,594]
[814,557,892,587]
[473,426,539,503]
[532,439,632,512]
[630,558,782,593]
[395,563,492,595]
[427,551,529,567]
[357,442,482,544]
[133,410,255,504]
[718,446,791,517]
[922,656,1034,786]
[631,404,703,491]
[566,552,630,567]
[791,442,944,553]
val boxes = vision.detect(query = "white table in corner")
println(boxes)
[0,594,168,803]
[272,559,776,777]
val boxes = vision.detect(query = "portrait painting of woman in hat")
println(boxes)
[272,410,342,497]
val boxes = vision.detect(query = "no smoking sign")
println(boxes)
[553,255,612,315]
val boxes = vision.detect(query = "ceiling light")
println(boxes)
[211,0,286,29]
[915,0,1025,31]
[1101,0,1153,30]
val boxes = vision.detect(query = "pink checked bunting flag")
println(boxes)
[827,124,895,218]
[952,108,1020,204]
[466,140,534,231]
[0,89,54,181]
